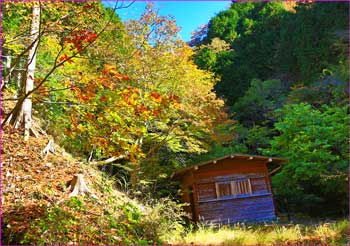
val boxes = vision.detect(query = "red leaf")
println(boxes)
[101,95,107,102]
[153,109,160,116]
[83,4,93,10]
[168,94,180,102]
[150,92,162,101]
[86,113,94,120]
[59,54,73,63]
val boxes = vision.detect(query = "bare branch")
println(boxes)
[1,35,41,91]
[91,152,129,165]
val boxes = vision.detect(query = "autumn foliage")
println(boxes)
[50,4,226,182]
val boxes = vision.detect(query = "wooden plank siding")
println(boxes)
[250,177,269,195]
[197,195,276,224]
[193,158,275,223]
[198,183,217,200]
[174,156,281,224]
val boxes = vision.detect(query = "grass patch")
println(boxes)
[171,219,348,245]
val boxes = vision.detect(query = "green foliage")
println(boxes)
[264,103,348,216]
[194,2,348,106]
[183,120,248,166]
[207,2,256,43]
[19,193,184,244]
[232,79,287,127]
[140,198,188,243]
[278,2,349,83]
[194,37,231,72]
[245,125,271,154]
[191,2,349,219]
[194,47,217,70]
[287,75,347,107]
[22,198,85,244]
[2,3,32,54]
[205,2,286,105]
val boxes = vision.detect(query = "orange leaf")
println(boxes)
[150,92,162,101]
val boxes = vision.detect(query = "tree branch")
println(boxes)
[91,152,129,165]
[2,2,127,127]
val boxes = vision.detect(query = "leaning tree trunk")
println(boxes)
[7,2,40,141]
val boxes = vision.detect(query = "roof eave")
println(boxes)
[171,154,288,179]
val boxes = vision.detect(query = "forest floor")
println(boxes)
[1,126,157,244]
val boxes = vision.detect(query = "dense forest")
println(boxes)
[189,1,348,218]
[2,1,349,244]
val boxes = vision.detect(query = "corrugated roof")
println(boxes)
[171,154,287,179]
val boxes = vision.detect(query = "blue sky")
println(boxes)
[104,1,231,42]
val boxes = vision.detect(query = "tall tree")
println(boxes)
[2,2,131,136]
[59,4,226,190]
[22,1,40,140]
[264,103,348,216]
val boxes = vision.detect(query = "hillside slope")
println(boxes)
[2,126,176,244]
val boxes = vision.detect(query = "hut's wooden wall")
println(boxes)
[197,194,275,223]
[179,158,276,223]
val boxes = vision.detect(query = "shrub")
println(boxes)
[140,197,188,243]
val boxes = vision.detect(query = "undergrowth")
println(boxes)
[2,127,187,245]
[174,219,349,245]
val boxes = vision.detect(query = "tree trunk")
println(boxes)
[2,50,11,89]
[7,58,26,129]
[68,174,98,199]
[6,2,40,140]
[23,2,40,141]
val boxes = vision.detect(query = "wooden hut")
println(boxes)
[171,154,287,224]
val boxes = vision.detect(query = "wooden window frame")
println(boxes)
[215,182,231,198]
[215,178,252,199]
